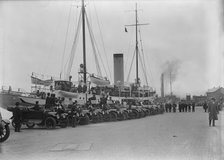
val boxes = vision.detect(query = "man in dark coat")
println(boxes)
[184,103,188,112]
[71,101,78,128]
[208,98,218,126]
[100,94,108,106]
[89,94,97,107]
[49,94,56,109]
[192,102,195,112]
[165,103,169,112]
[182,102,185,112]
[188,103,191,112]
[172,103,177,112]
[203,101,208,112]
[45,93,51,109]
[31,101,40,111]
[178,102,182,112]
[168,103,172,112]
[13,102,22,132]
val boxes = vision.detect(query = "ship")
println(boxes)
[0,1,156,110]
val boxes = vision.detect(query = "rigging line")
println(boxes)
[143,45,154,87]
[139,49,149,86]
[138,29,146,72]
[60,5,73,79]
[86,0,93,28]
[138,28,149,85]
[86,6,108,78]
[85,14,102,76]
[86,15,102,76]
[124,30,135,75]
[126,49,136,82]
[85,14,109,78]
[65,11,82,80]
[140,44,153,87]
[64,6,79,77]
[139,28,154,86]
[138,50,146,84]
[41,4,62,75]
[93,0,112,80]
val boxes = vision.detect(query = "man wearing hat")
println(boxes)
[13,102,22,132]
[208,98,218,126]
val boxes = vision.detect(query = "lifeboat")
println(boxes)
[90,74,110,86]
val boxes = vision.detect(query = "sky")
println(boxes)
[0,0,223,98]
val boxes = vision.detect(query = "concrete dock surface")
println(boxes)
[0,107,223,160]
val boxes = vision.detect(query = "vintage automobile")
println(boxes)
[0,111,10,142]
[83,100,119,123]
[66,104,94,126]
[8,106,68,129]
[121,98,145,119]
[107,101,128,121]
[82,103,118,123]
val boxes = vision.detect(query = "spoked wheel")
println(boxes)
[45,117,56,129]
[129,110,139,119]
[144,110,150,116]
[26,122,35,129]
[103,113,110,122]
[11,119,15,128]
[109,112,117,121]
[72,117,78,128]
[128,112,134,119]
[139,111,145,118]
[123,111,129,120]
[79,115,90,125]
[92,114,99,123]
[60,119,68,128]
[84,115,90,125]
[97,113,104,122]
[117,112,125,121]
[67,115,73,126]
[0,125,10,142]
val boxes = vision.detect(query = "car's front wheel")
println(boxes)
[45,117,56,129]
[26,122,35,129]
[109,112,117,121]
[60,119,68,128]
[0,125,10,142]
[11,119,15,128]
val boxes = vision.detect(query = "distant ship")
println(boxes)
[0,84,48,109]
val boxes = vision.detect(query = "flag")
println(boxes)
[125,27,128,32]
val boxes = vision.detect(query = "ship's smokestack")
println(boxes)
[161,73,164,98]
[114,53,124,85]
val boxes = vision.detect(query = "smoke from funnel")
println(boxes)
[162,60,181,95]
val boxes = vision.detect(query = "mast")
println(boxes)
[135,3,139,86]
[82,0,87,84]
[125,3,148,87]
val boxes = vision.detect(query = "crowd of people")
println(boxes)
[163,101,195,113]
[8,90,224,133]
[163,97,223,127]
